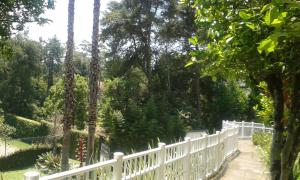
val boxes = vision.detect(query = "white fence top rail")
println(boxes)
[24,120,272,180]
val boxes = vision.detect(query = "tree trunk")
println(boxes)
[281,74,300,180]
[86,0,101,165]
[61,0,75,171]
[266,74,284,180]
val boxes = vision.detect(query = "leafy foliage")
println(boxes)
[100,68,186,152]
[36,152,61,174]
[42,36,64,92]
[0,0,54,39]
[0,36,46,118]
[44,75,88,129]
[0,117,15,138]
[253,82,274,126]
[0,103,15,137]
[252,132,300,179]
[4,114,49,138]
[252,132,272,167]
[188,0,300,177]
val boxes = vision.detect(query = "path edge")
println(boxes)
[208,150,241,180]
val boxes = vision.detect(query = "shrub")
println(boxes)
[43,75,88,130]
[0,146,52,171]
[0,115,15,138]
[3,114,101,161]
[252,132,300,179]
[252,132,272,166]
[36,152,61,174]
[4,114,49,138]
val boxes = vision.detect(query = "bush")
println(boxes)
[36,152,61,174]
[252,132,272,166]
[252,132,300,179]
[0,146,53,171]
[43,75,88,130]
[3,114,101,161]
[4,114,49,138]
[0,115,15,138]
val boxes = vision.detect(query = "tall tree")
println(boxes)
[188,0,300,178]
[43,36,63,94]
[86,0,101,165]
[0,0,54,40]
[61,0,75,171]
[0,36,44,118]
[101,0,165,94]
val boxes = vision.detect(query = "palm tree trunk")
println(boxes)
[86,0,101,165]
[61,0,75,171]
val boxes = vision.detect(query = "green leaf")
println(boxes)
[280,12,287,18]
[261,4,272,13]
[271,19,283,27]
[239,11,252,20]
[185,61,194,68]
[188,37,198,45]
[246,22,256,30]
[257,37,277,54]
[257,32,288,54]
[264,7,280,26]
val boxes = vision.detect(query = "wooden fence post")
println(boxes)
[183,137,191,180]
[113,152,124,180]
[157,142,166,180]
[24,172,40,180]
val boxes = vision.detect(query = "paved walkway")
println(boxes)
[221,140,270,180]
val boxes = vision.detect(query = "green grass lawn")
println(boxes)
[6,139,32,150]
[0,166,36,180]
[0,159,80,180]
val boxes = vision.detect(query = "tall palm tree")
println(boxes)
[86,0,101,165]
[61,0,75,171]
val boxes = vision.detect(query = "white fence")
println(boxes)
[222,120,273,139]
[24,121,271,180]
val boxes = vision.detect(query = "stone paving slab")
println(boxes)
[220,140,270,180]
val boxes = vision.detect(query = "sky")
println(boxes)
[27,0,118,44]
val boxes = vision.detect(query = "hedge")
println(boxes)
[4,114,49,138]
[4,114,102,161]
[0,146,53,171]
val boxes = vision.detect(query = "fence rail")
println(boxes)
[24,121,271,180]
